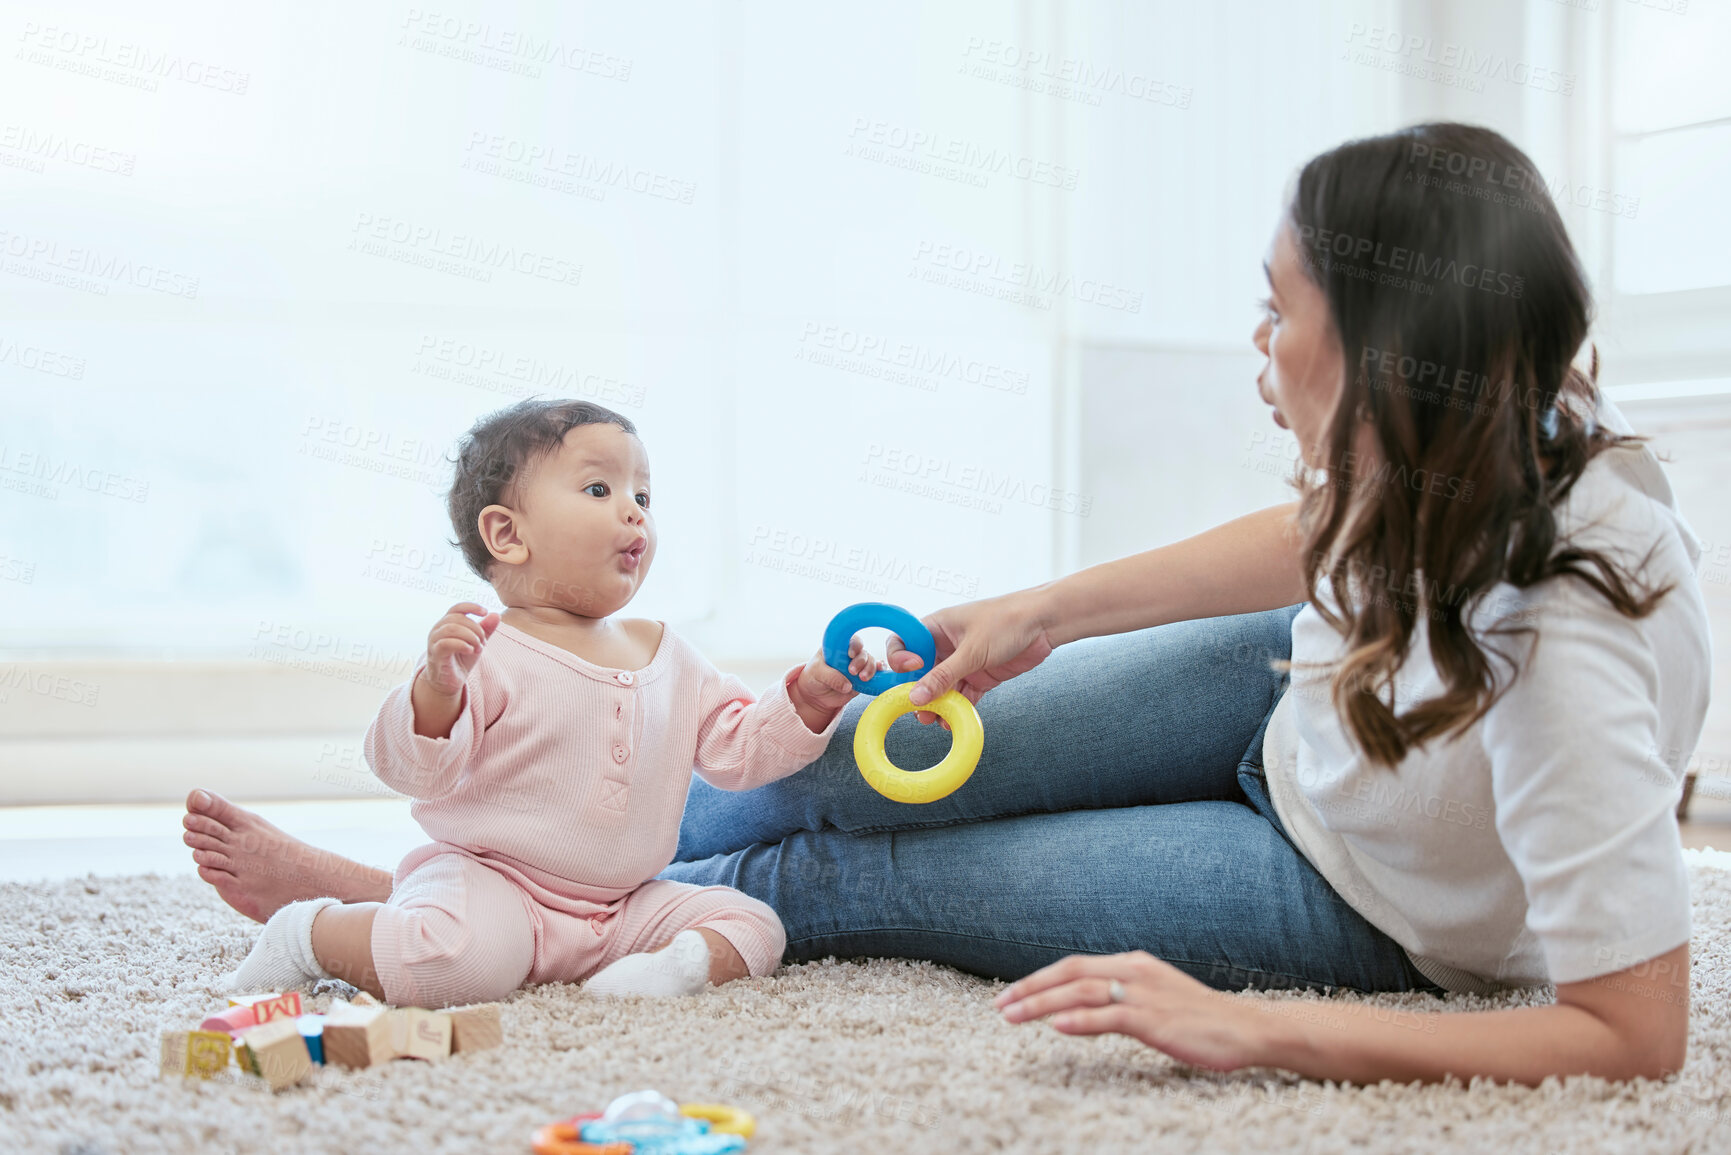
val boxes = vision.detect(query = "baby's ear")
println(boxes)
[477,505,528,567]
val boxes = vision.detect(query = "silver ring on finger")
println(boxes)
[1108,979,1126,1005]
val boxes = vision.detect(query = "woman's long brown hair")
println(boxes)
[1288,123,1669,767]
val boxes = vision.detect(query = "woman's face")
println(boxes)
[1253,223,1346,469]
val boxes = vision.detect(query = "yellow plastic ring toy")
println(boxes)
[853,683,983,804]
[680,1103,757,1138]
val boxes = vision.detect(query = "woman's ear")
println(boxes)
[477,505,529,568]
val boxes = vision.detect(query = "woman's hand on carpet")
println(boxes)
[994,951,1280,1072]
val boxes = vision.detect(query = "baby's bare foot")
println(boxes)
[182,789,393,922]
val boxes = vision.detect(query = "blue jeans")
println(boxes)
[661,607,1441,994]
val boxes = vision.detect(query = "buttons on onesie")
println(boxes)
[604,677,633,806]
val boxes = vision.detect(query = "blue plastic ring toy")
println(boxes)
[822,602,936,695]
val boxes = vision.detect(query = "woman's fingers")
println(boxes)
[907,645,978,707]
[998,976,1129,1024]
[995,951,1155,1009]
[1049,1004,1145,1038]
[993,951,1252,1072]
[883,633,926,672]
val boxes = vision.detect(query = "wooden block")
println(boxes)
[385,1008,452,1061]
[201,991,304,1035]
[248,991,303,1023]
[237,1019,312,1091]
[351,991,382,1008]
[322,1005,393,1069]
[234,1035,258,1075]
[159,1029,233,1079]
[440,1003,503,1053]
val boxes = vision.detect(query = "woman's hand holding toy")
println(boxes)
[899,588,1059,722]
[822,603,985,804]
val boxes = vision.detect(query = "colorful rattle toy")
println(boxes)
[823,602,984,804]
[532,1090,753,1155]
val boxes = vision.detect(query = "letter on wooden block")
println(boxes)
[159,1029,234,1079]
[249,991,303,1023]
[441,1003,504,1053]
[385,1008,452,1061]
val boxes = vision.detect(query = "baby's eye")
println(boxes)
[635,493,650,508]
[586,482,608,498]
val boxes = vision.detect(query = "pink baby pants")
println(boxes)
[369,842,786,1008]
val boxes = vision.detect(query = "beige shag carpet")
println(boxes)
[5,861,1731,1154]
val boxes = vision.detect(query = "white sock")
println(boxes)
[584,930,712,998]
[222,897,339,993]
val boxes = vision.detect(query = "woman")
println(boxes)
[186,123,1708,1084]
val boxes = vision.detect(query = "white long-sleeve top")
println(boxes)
[1265,400,1711,992]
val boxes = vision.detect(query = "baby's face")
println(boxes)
[502,423,655,616]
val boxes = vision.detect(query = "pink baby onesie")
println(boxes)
[362,620,841,1007]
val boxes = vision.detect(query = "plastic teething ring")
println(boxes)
[823,602,936,695]
[530,1122,631,1155]
[854,683,983,804]
[680,1103,757,1138]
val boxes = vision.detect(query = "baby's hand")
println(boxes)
[792,650,859,718]
[422,602,500,699]
[791,635,923,717]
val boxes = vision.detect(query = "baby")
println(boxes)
[226,399,888,1006]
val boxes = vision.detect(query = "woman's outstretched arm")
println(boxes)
[996,943,1689,1084]
[1039,502,1308,647]
[907,503,1307,708]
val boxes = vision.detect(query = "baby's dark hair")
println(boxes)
[447,399,638,579]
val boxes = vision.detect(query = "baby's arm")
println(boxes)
[693,643,889,790]
[363,603,499,799]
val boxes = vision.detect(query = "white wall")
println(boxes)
[0,0,1078,672]
[3,0,1726,802]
